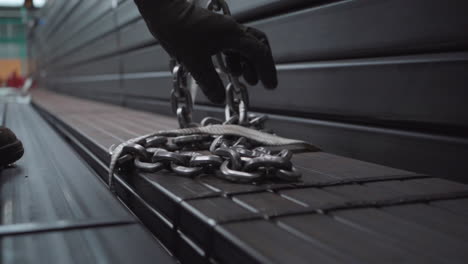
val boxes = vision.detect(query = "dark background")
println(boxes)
[29,0,468,182]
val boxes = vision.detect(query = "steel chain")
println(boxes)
[118,0,303,183]
[116,134,301,183]
[170,60,196,128]
[207,0,251,126]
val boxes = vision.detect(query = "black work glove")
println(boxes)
[134,0,278,104]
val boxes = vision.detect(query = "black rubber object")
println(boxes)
[0,134,24,167]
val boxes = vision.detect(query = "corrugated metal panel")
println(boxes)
[29,0,468,180]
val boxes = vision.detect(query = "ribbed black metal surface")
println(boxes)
[33,91,468,264]
[0,102,175,264]
[30,0,468,182]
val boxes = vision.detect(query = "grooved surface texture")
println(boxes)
[0,101,175,264]
[33,90,468,264]
[30,0,468,182]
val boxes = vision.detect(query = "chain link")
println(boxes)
[170,60,197,128]
[116,133,300,183]
[208,0,250,126]
[121,0,303,183]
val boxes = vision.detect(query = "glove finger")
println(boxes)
[226,32,278,89]
[224,51,243,76]
[242,59,259,85]
[225,50,259,85]
[246,27,272,50]
[183,57,225,104]
[245,27,276,89]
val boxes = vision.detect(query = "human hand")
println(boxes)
[134,0,278,103]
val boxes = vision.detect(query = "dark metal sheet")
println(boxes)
[1,225,175,264]
[332,208,468,263]
[60,32,119,67]
[37,0,65,37]
[292,168,339,185]
[252,0,468,62]
[278,182,468,214]
[293,152,419,179]
[175,230,208,264]
[366,178,468,196]
[32,91,468,264]
[213,220,347,264]
[383,204,468,241]
[122,75,173,99]
[279,188,348,209]
[3,104,131,223]
[179,197,260,250]
[76,114,137,141]
[2,103,175,264]
[278,214,428,264]
[134,174,210,202]
[0,218,134,237]
[242,54,468,127]
[43,0,79,40]
[182,197,260,224]
[47,0,100,55]
[62,0,468,65]
[231,192,306,217]
[122,45,171,73]
[324,184,402,201]
[430,198,468,217]
[58,12,116,64]
[55,80,122,99]
[198,175,292,195]
[119,19,156,50]
[40,112,180,254]
[116,0,143,27]
[60,50,120,77]
[128,172,218,221]
[112,174,178,252]
[49,0,112,60]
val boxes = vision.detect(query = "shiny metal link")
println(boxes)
[213,147,242,170]
[134,157,165,173]
[217,160,262,183]
[115,133,302,183]
[170,163,204,177]
[171,61,195,128]
[276,167,302,181]
[152,149,188,165]
[122,143,149,161]
[243,155,292,172]
[206,0,251,127]
[190,155,223,168]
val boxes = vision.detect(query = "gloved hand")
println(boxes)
[134,0,278,104]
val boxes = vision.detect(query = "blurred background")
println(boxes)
[3,0,468,182]
[0,0,44,86]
